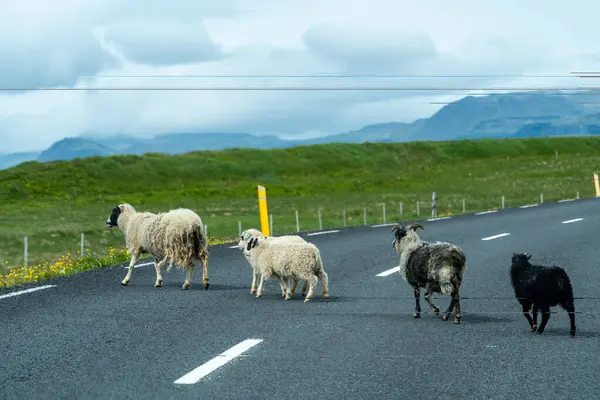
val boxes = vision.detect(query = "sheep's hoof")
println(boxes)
[121,281,128,286]
[413,312,420,318]
[442,314,450,321]
[182,283,190,290]
[531,324,538,332]
[204,283,210,290]
[323,294,329,301]
[454,317,461,324]
[154,282,162,288]
[304,298,311,303]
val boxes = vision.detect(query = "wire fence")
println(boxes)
[9,189,583,269]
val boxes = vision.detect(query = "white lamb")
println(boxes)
[106,203,210,290]
[245,236,329,302]
[237,228,309,298]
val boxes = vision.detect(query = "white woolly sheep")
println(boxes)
[391,222,467,323]
[237,228,309,298]
[246,236,329,302]
[106,203,209,290]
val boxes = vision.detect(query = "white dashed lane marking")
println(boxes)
[376,266,400,277]
[562,218,583,224]
[174,339,263,385]
[481,233,511,241]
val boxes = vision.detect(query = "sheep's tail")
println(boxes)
[439,247,467,295]
[193,222,209,263]
[556,267,575,308]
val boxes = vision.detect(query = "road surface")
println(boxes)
[2,198,600,399]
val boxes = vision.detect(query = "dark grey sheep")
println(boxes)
[391,223,467,323]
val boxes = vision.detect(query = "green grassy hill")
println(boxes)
[1,136,599,271]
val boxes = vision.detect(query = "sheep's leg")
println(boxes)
[452,285,462,324]
[301,280,308,296]
[442,280,462,323]
[121,249,140,286]
[316,270,329,301]
[279,277,287,298]
[413,286,422,318]
[531,304,539,332]
[535,307,551,334]
[154,257,168,287]
[250,269,260,294]
[288,278,300,296]
[424,289,440,315]
[279,276,293,300]
[563,299,576,337]
[201,253,209,290]
[520,302,535,330]
[182,262,194,290]
[304,275,318,303]
[256,275,266,298]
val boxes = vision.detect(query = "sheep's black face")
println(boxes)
[246,237,260,251]
[392,227,407,248]
[106,206,121,228]
[511,252,531,265]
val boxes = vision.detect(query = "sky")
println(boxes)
[0,0,598,153]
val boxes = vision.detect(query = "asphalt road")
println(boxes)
[2,197,600,399]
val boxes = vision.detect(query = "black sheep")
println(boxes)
[509,253,576,337]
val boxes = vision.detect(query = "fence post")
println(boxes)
[462,198,466,213]
[363,207,367,225]
[269,214,273,236]
[318,209,323,230]
[343,209,347,227]
[295,210,300,232]
[81,233,85,257]
[431,192,437,218]
[238,221,242,236]
[416,201,420,217]
[577,191,580,199]
[540,193,543,204]
[502,195,505,209]
[24,236,28,268]
[205,224,208,237]
[382,203,386,224]
[399,202,403,217]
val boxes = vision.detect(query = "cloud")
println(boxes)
[0,0,597,153]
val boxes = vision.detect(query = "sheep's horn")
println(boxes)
[391,224,403,232]
[406,223,424,231]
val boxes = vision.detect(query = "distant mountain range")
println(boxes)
[2,90,600,170]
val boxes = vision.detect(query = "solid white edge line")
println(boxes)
[371,223,396,228]
[426,216,451,221]
[558,199,575,203]
[519,204,538,208]
[123,261,155,269]
[481,233,511,241]
[306,230,340,236]
[562,218,583,224]
[376,266,400,277]
[0,284,57,300]
[229,245,239,249]
[174,339,263,385]
[475,210,498,215]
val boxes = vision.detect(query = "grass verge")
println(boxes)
[1,136,599,284]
